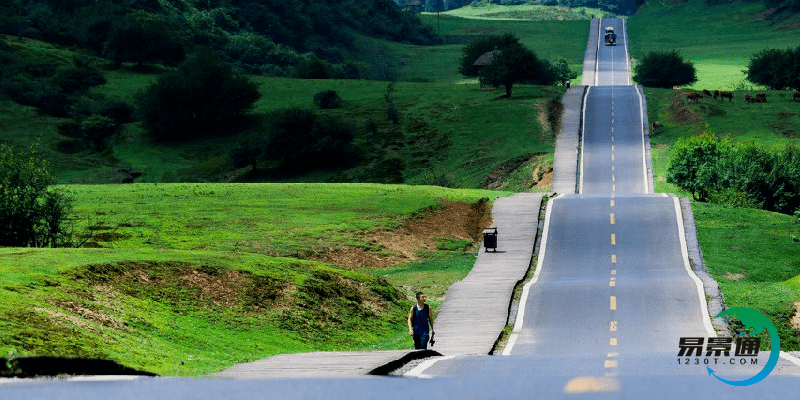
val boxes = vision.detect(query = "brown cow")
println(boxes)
[703,89,713,98]
[713,90,721,100]
[756,93,767,102]
[793,91,800,101]
[684,92,702,103]
[744,94,754,103]
[720,91,733,102]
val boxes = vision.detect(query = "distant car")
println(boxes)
[604,27,616,46]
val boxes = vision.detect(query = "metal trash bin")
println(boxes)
[483,228,497,252]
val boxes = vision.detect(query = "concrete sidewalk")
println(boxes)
[215,193,544,378]
[552,86,585,195]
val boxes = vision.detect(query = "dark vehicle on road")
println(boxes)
[604,27,616,46]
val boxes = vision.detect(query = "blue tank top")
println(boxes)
[412,304,429,334]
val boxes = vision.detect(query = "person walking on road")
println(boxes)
[408,291,435,350]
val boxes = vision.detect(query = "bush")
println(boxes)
[265,108,358,171]
[52,58,106,93]
[666,131,731,202]
[633,50,697,88]
[313,90,342,109]
[79,114,119,150]
[103,16,186,68]
[136,48,260,139]
[0,144,73,247]
[294,55,331,79]
[668,132,800,214]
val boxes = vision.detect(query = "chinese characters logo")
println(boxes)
[677,307,780,386]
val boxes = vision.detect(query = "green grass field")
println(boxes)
[692,202,800,349]
[439,4,611,21]
[0,183,510,375]
[628,0,800,90]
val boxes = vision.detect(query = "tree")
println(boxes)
[136,48,260,139]
[460,34,555,97]
[264,108,358,171]
[551,57,578,85]
[745,46,800,90]
[103,15,185,68]
[0,144,73,247]
[633,50,696,88]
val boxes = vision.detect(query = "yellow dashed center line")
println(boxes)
[611,254,616,263]
[610,295,617,310]
[610,200,615,207]
[610,338,618,346]
[610,233,616,245]
[610,321,617,332]
[610,214,615,225]
[604,360,618,368]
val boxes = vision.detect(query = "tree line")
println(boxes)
[0,0,439,77]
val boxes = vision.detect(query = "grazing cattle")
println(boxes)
[755,93,767,102]
[684,92,702,103]
[744,94,764,104]
[713,90,721,99]
[720,91,733,102]
[793,91,800,101]
[703,89,713,98]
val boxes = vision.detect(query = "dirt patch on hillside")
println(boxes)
[725,272,746,281]
[180,269,247,307]
[314,199,493,269]
[793,302,800,330]
[668,92,702,125]
[482,155,535,189]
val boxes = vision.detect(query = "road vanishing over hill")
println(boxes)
[404,17,800,395]
[4,18,800,400]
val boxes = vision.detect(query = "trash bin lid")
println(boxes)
[483,228,497,234]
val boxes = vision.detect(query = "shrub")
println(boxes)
[666,131,731,202]
[668,132,800,215]
[265,108,358,171]
[633,50,697,88]
[103,16,186,68]
[52,58,106,93]
[313,90,342,109]
[136,48,260,139]
[294,55,331,79]
[80,114,119,150]
[70,94,135,124]
[0,144,73,247]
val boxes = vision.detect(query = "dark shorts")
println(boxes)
[413,332,429,350]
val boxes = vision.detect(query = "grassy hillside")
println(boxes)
[0,183,509,375]
[628,0,800,89]
[407,15,588,83]
[0,32,568,189]
[441,4,612,20]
